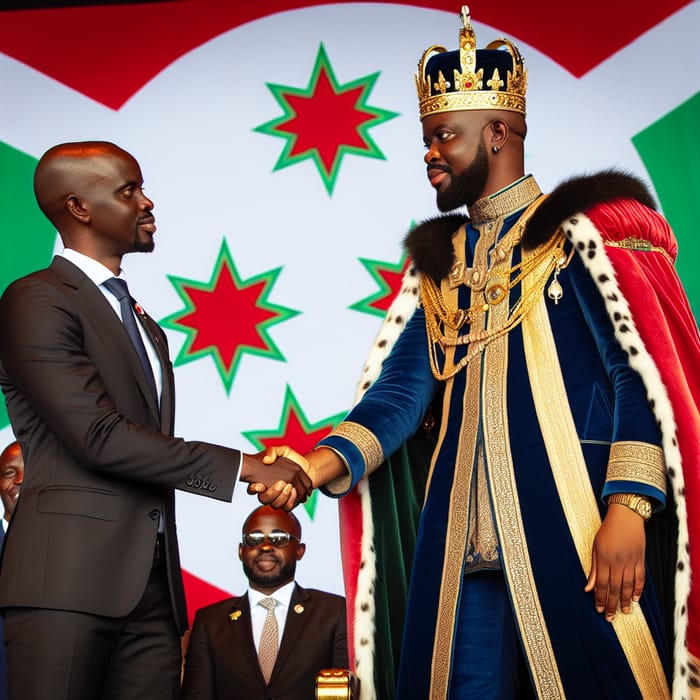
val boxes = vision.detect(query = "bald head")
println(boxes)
[31,141,155,273]
[0,441,22,467]
[0,441,23,521]
[34,141,134,227]
[242,505,302,540]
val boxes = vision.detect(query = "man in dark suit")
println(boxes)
[0,440,23,700]
[0,141,312,700]
[181,505,347,699]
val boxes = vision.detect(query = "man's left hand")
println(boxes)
[584,503,646,621]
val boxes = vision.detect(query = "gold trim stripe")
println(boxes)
[428,226,478,699]
[522,268,670,699]
[329,422,383,475]
[483,250,564,700]
[606,441,667,494]
[604,237,673,265]
[420,91,525,119]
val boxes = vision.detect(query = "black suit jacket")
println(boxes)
[181,584,348,699]
[0,256,240,633]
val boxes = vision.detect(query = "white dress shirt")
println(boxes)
[60,248,163,400]
[248,580,296,652]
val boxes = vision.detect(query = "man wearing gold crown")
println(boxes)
[263,5,699,699]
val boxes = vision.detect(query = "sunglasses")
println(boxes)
[242,530,300,549]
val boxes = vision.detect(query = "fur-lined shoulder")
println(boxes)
[403,213,467,283]
[523,170,657,248]
[403,171,657,279]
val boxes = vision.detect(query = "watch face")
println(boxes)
[638,500,652,519]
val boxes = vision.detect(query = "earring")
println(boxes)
[491,146,499,154]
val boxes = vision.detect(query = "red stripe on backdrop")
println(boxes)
[182,568,232,627]
[0,0,693,109]
[337,486,363,667]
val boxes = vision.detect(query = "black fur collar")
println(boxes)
[404,170,657,282]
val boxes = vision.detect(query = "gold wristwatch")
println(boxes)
[607,493,652,521]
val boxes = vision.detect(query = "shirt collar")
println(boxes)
[248,580,296,610]
[60,248,124,287]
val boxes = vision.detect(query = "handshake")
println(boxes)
[238,445,347,511]
[239,447,313,511]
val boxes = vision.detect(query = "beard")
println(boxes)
[436,138,490,212]
[133,233,155,252]
[242,558,296,589]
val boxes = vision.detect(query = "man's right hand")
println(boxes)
[239,452,313,511]
[261,445,347,489]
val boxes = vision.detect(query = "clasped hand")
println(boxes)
[240,448,312,511]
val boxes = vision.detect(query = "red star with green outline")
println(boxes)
[350,249,413,317]
[160,239,299,394]
[254,43,399,195]
[242,385,345,519]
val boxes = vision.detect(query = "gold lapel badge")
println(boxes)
[229,610,242,621]
[294,604,304,614]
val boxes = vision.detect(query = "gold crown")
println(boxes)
[415,5,527,120]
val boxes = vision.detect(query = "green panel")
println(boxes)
[0,142,57,429]
[632,92,700,318]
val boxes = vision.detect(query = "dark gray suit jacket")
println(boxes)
[0,256,240,633]
[181,584,348,699]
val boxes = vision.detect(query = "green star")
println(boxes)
[255,43,399,195]
[161,239,299,394]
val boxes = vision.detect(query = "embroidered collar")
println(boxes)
[468,175,542,224]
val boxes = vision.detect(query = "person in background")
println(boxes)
[0,442,22,529]
[181,505,347,699]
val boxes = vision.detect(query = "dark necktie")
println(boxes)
[103,278,158,401]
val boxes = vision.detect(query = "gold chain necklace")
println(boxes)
[420,200,567,380]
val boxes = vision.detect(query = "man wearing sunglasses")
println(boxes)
[181,505,347,699]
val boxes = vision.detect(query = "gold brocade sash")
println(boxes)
[426,226,480,698]
[522,257,670,699]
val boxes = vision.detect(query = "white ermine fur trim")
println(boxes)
[351,266,420,700]
[565,213,690,700]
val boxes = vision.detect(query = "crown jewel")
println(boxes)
[415,5,527,120]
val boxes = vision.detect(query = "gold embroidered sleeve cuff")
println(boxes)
[333,421,384,470]
[318,421,385,496]
[605,441,666,495]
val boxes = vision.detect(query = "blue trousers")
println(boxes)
[449,571,535,699]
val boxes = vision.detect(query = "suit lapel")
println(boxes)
[271,584,310,682]
[50,257,162,425]
[134,310,174,433]
[227,595,267,686]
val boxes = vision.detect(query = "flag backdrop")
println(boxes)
[1,0,698,637]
